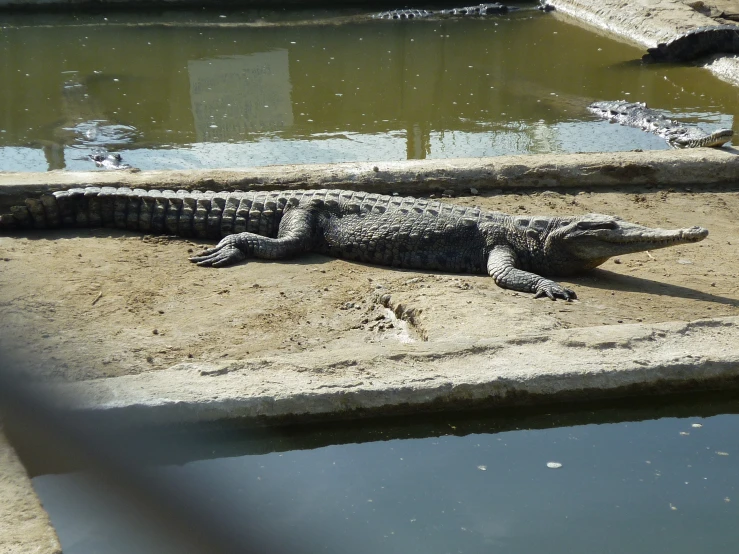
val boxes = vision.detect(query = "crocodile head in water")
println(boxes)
[535,214,709,276]
[671,128,733,148]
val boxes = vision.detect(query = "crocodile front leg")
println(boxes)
[486,246,576,301]
[190,206,317,267]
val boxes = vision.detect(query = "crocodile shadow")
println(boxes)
[575,269,739,308]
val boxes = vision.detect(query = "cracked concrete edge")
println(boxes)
[37,317,739,427]
[1,148,738,203]
[550,0,739,86]
[0,428,62,554]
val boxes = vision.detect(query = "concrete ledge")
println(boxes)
[1,149,738,202]
[551,0,739,86]
[40,317,739,427]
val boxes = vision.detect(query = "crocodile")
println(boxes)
[89,150,134,171]
[0,187,708,301]
[375,2,554,18]
[588,100,733,148]
[642,24,739,63]
[376,3,514,19]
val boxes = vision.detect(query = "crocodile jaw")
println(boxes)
[673,129,733,148]
[567,223,707,258]
[548,216,709,273]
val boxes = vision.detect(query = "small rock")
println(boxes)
[469,187,479,195]
[614,258,622,264]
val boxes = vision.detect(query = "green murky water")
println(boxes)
[29,395,739,554]
[0,7,737,171]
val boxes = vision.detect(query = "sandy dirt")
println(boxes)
[2,184,738,382]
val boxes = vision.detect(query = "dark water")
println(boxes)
[1,7,736,171]
[31,397,739,554]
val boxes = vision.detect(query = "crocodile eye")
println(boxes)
[577,220,618,230]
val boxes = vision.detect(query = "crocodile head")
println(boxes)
[671,128,733,148]
[538,214,708,276]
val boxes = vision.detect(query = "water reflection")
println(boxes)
[189,51,293,141]
[0,10,736,171]
[33,411,739,554]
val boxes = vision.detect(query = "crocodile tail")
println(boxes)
[0,187,303,240]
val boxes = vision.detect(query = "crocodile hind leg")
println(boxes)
[189,206,317,267]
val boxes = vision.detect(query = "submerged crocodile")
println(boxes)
[588,100,733,148]
[376,3,514,19]
[642,25,739,63]
[0,187,708,301]
[89,150,134,171]
[375,2,553,19]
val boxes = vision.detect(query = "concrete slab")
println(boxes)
[551,0,739,86]
[39,317,739,426]
[1,148,738,204]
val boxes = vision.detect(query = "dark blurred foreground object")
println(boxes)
[0,362,301,554]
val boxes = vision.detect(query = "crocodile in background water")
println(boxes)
[1,187,708,301]
[375,2,553,19]
[376,3,511,19]
[588,100,733,148]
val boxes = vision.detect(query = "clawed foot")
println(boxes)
[534,281,577,301]
[189,237,246,267]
